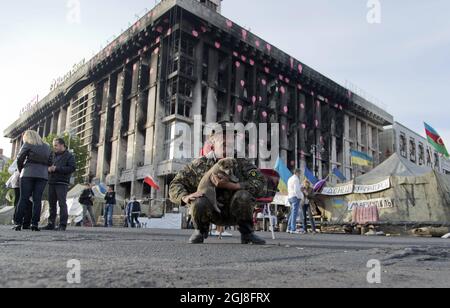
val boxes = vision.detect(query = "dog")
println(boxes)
[197,158,238,214]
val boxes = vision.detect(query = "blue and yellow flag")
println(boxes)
[304,167,319,185]
[351,150,373,167]
[274,157,293,195]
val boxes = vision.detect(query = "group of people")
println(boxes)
[6,129,116,231]
[9,130,76,231]
[286,169,317,234]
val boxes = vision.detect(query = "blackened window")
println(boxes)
[418,143,425,165]
[399,133,407,158]
[410,138,416,163]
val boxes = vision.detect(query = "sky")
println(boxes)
[0,0,449,157]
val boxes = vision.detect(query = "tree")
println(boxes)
[0,160,15,206]
[44,133,89,186]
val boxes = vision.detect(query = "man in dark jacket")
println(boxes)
[79,183,97,227]
[126,197,141,228]
[44,138,76,231]
[104,186,116,227]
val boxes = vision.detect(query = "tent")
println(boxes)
[0,206,14,225]
[318,153,450,225]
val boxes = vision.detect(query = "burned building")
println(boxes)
[4,0,393,200]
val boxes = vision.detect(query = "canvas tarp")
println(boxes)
[319,154,450,224]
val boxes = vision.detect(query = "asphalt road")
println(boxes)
[0,226,449,288]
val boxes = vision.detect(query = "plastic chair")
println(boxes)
[257,169,280,240]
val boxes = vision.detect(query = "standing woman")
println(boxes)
[14,130,52,231]
[301,180,318,234]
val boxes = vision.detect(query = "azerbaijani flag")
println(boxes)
[425,123,449,158]
[351,150,374,167]
[274,157,292,195]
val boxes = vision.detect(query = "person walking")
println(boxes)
[44,138,76,231]
[13,130,52,232]
[126,197,141,228]
[287,169,304,234]
[104,186,116,228]
[79,183,97,227]
[301,180,317,234]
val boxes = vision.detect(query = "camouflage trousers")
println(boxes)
[189,190,256,235]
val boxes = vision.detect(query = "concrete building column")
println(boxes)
[96,78,115,182]
[344,114,352,180]
[11,139,17,159]
[151,44,167,202]
[192,40,204,119]
[50,111,58,135]
[111,69,127,198]
[144,49,161,166]
[205,48,219,123]
[57,107,68,135]
[65,104,72,132]
[130,58,149,198]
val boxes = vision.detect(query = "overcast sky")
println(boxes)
[1,0,449,157]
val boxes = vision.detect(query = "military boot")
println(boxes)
[238,222,266,245]
[189,230,208,244]
[241,232,266,245]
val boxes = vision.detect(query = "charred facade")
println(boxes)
[4,0,393,201]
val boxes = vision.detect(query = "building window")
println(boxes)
[426,148,432,167]
[434,153,440,170]
[418,143,425,165]
[178,78,193,98]
[409,138,416,163]
[180,37,195,57]
[399,133,407,158]
[179,57,194,77]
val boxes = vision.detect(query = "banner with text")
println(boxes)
[348,198,394,211]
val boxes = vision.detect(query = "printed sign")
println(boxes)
[321,183,354,196]
[353,179,390,194]
[321,178,391,196]
[348,198,394,211]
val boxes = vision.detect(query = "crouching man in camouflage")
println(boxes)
[169,127,267,245]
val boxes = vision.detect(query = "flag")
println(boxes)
[304,167,319,185]
[425,123,449,158]
[351,150,373,167]
[274,157,292,195]
[332,167,347,182]
[313,179,327,193]
[97,183,108,194]
[144,176,160,191]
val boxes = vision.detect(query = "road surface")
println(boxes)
[0,226,449,288]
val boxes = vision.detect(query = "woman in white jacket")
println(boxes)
[6,159,32,228]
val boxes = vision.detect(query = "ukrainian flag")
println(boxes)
[274,157,293,195]
[351,150,373,167]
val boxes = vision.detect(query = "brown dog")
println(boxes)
[197,158,238,214]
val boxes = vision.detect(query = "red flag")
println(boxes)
[144,176,160,191]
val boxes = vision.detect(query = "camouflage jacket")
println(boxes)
[169,155,266,206]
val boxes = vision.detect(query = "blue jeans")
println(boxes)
[104,204,114,227]
[288,197,301,232]
[15,177,48,227]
